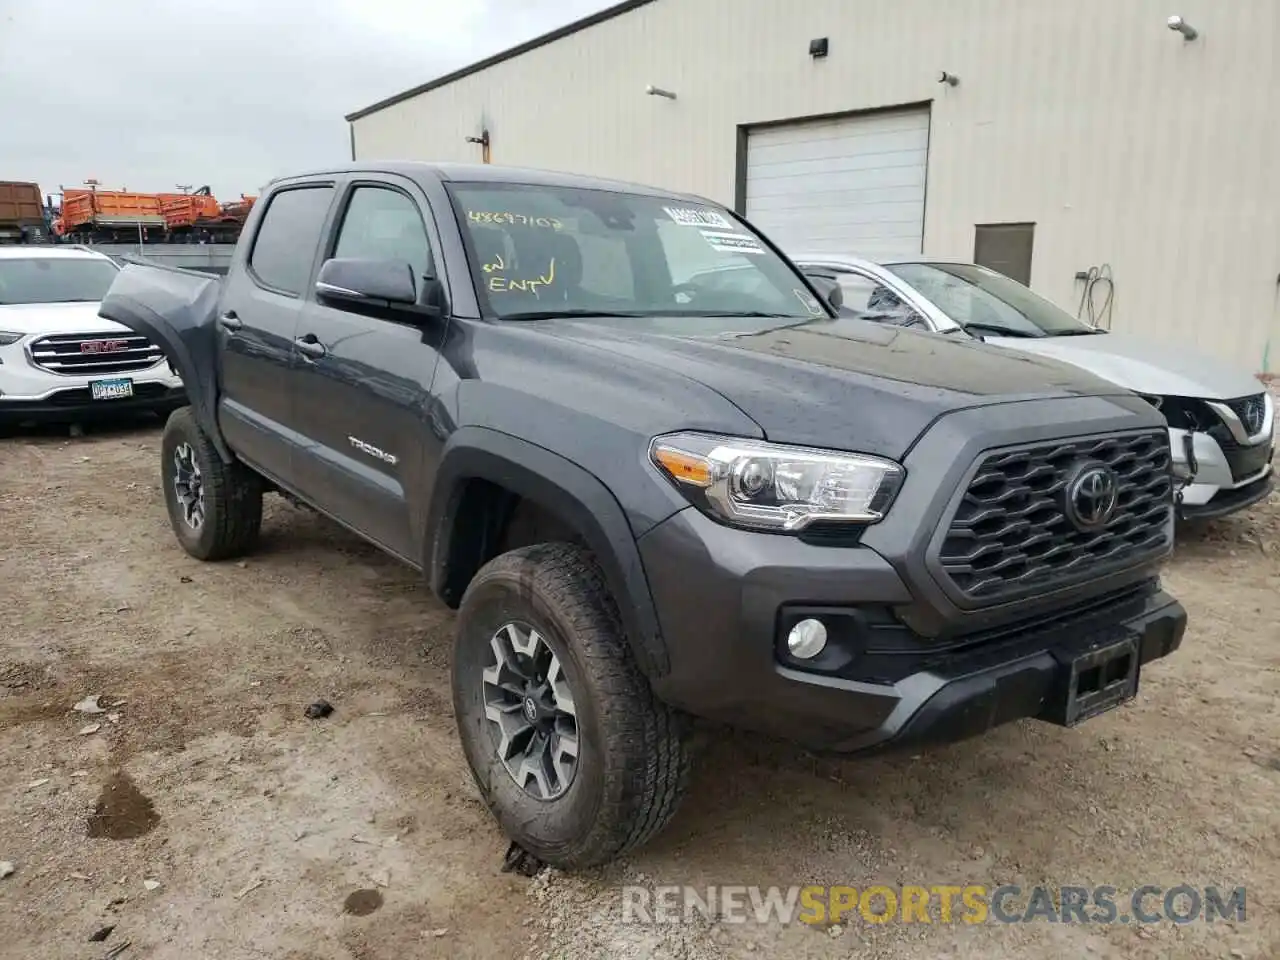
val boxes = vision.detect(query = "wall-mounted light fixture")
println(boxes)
[809,37,829,59]
[465,129,491,163]
[1167,15,1199,40]
[646,84,677,100]
[937,70,960,87]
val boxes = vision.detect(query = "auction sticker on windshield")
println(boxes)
[700,230,765,255]
[793,289,825,317]
[664,206,733,229]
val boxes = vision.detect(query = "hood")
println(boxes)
[983,332,1262,400]
[534,315,1132,458]
[0,301,130,337]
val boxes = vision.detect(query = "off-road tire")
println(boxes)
[160,406,262,561]
[453,542,691,869]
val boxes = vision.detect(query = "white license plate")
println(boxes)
[90,378,134,400]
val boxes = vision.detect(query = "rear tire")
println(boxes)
[160,406,262,561]
[452,542,690,869]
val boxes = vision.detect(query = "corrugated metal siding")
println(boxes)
[352,0,1280,372]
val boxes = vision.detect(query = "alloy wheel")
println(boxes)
[481,621,580,800]
[172,441,205,531]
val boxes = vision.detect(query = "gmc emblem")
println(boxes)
[81,339,128,355]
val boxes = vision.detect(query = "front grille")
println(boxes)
[29,333,163,376]
[936,431,1172,603]
[1225,393,1267,437]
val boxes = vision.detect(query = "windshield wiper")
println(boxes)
[962,321,1039,339]
[1049,327,1108,336]
[658,310,795,318]
[499,308,797,321]
[499,308,650,321]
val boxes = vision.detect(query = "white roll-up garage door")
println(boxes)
[744,107,930,259]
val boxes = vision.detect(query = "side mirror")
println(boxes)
[805,274,844,311]
[316,258,418,307]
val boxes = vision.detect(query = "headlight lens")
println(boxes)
[650,432,904,531]
[0,331,24,346]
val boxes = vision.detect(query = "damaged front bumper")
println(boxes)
[1170,426,1273,519]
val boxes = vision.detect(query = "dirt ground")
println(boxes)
[1,416,1277,960]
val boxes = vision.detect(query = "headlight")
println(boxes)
[649,432,904,531]
[0,331,24,346]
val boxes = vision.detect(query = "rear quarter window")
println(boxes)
[248,186,335,295]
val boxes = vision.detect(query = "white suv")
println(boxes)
[0,246,184,426]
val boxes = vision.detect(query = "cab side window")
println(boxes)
[249,186,335,295]
[333,187,433,280]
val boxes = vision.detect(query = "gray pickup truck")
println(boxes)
[100,162,1187,869]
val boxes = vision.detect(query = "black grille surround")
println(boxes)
[933,430,1173,605]
[28,333,164,376]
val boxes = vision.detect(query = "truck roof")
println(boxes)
[270,161,706,203]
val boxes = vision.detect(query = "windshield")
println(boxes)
[447,183,829,321]
[0,257,120,305]
[886,262,1096,337]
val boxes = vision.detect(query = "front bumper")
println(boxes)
[0,383,187,423]
[0,342,185,423]
[640,507,1185,754]
[1170,425,1274,517]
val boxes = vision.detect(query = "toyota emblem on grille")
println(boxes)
[81,339,128,354]
[1066,463,1119,530]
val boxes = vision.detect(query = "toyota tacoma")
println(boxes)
[99,162,1187,869]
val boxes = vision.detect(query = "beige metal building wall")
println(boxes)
[350,0,1280,374]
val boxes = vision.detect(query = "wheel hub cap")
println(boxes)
[172,442,205,531]
[481,622,579,801]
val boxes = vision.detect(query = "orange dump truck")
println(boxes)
[59,188,166,240]
[205,193,257,242]
[0,180,47,243]
[158,191,222,231]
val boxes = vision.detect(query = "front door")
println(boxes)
[217,183,336,481]
[289,179,443,562]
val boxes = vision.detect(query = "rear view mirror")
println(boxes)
[316,258,417,306]
[805,274,844,311]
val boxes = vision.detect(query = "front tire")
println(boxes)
[160,407,262,560]
[452,543,690,869]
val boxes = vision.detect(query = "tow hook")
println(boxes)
[1174,432,1200,520]
[1182,432,1199,479]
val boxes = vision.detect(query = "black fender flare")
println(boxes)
[98,262,232,462]
[425,426,669,678]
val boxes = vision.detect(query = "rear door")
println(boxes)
[217,183,336,480]
[288,176,445,562]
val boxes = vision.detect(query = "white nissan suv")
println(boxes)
[0,246,185,427]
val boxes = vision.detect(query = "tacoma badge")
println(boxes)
[348,436,398,465]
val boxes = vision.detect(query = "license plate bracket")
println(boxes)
[1044,634,1140,726]
[90,378,134,401]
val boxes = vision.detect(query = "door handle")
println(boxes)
[294,334,327,360]
[218,312,243,332]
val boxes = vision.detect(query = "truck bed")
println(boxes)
[0,181,44,225]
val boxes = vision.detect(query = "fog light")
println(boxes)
[787,618,827,659]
